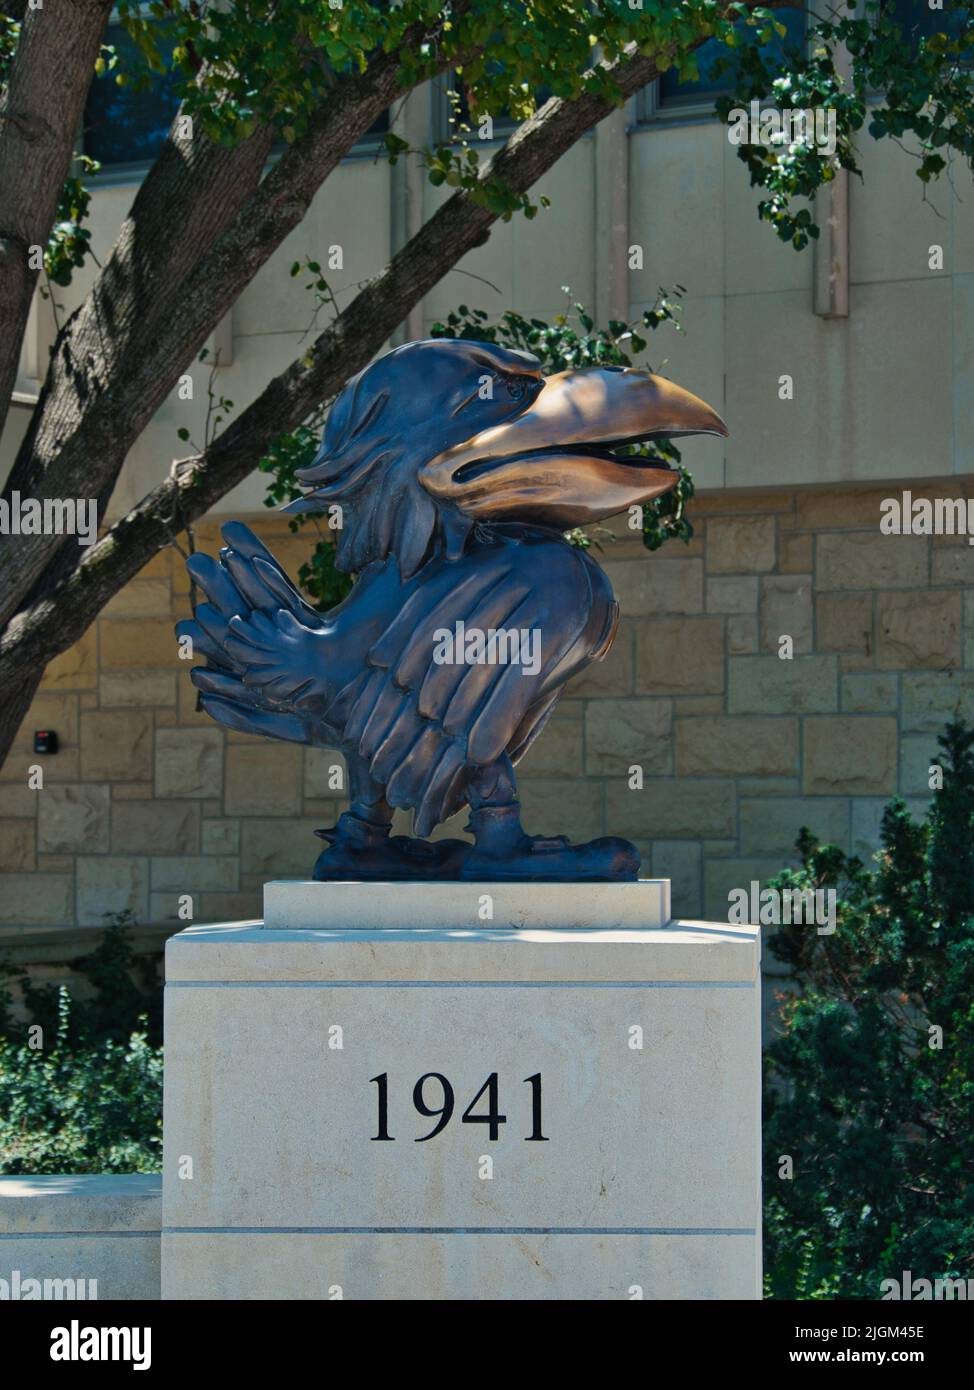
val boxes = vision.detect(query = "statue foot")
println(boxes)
[460,835,639,882]
[311,812,469,881]
[458,807,639,882]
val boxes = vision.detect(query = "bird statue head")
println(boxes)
[285,338,727,578]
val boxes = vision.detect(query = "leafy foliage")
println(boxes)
[430,291,684,370]
[0,993,162,1175]
[44,158,101,289]
[716,0,974,248]
[107,0,674,148]
[0,10,19,80]
[764,718,974,1299]
[258,422,351,609]
[0,917,164,1175]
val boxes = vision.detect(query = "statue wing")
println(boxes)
[177,522,326,744]
[326,539,607,835]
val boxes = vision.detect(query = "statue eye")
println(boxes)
[505,376,531,400]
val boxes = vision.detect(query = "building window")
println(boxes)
[882,0,966,50]
[83,19,389,173]
[638,6,807,122]
[83,21,180,170]
[441,52,552,143]
[355,107,390,144]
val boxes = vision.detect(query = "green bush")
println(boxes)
[764,718,974,1299]
[0,989,162,1174]
[0,917,163,1174]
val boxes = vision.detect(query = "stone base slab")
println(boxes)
[163,1231,758,1301]
[262,878,671,930]
[0,1175,161,1301]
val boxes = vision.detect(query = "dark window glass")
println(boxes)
[360,107,390,139]
[659,6,807,106]
[86,21,388,168]
[883,0,966,49]
[83,22,180,167]
[272,102,388,156]
[450,81,514,136]
[449,82,549,137]
[449,41,552,138]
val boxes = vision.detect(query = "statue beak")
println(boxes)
[419,366,728,527]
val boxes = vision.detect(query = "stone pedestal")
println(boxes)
[162,883,761,1301]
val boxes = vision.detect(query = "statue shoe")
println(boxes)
[311,812,469,881]
[458,805,640,882]
[459,834,640,882]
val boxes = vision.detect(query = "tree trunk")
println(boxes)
[0,0,113,439]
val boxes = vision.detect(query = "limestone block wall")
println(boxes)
[0,479,970,929]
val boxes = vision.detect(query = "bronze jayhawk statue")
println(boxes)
[177,339,726,882]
